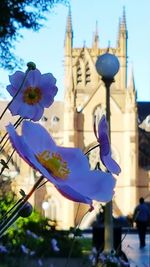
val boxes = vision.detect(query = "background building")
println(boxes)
[0,9,149,229]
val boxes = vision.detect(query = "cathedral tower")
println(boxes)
[64,7,138,218]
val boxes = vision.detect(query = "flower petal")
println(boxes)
[98,115,121,175]
[100,153,121,175]
[57,146,90,174]
[22,121,57,153]
[8,96,23,116]
[40,73,57,88]
[6,85,16,97]
[39,73,58,108]
[32,104,44,121]
[6,123,58,185]
[17,103,43,121]
[25,69,42,87]
[56,185,92,204]
[65,170,116,203]
[41,86,58,108]
[9,71,25,92]
[6,69,58,121]
[98,115,110,155]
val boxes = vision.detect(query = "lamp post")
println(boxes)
[95,52,120,252]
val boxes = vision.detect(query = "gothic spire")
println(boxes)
[117,6,128,51]
[92,21,99,50]
[66,5,73,35]
[64,6,73,56]
[120,6,127,32]
[122,6,126,24]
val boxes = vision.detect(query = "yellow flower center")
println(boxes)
[23,87,42,105]
[36,150,70,180]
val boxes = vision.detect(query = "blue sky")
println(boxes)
[0,0,150,101]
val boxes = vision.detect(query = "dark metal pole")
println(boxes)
[103,78,114,253]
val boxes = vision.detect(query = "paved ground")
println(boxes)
[84,229,150,267]
[121,233,150,267]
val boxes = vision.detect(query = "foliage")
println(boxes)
[0,194,82,260]
[0,0,69,69]
[0,192,16,216]
[79,237,92,255]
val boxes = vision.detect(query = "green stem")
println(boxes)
[0,174,46,231]
[84,144,100,155]
[0,149,15,175]
[65,205,91,267]
[0,117,23,153]
[0,175,44,238]
[0,212,20,238]
[0,197,23,224]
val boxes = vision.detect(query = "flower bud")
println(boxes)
[19,202,33,218]
[27,62,36,70]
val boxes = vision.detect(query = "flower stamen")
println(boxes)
[36,150,70,180]
[23,87,42,105]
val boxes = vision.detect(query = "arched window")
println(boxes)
[93,105,105,128]
[76,61,82,84]
[88,144,100,170]
[51,115,60,127]
[87,142,120,172]
[85,62,91,84]
[44,197,61,221]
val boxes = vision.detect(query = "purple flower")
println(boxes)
[6,121,116,206]
[21,244,29,254]
[94,115,121,175]
[6,69,58,121]
[37,259,43,266]
[51,238,60,252]
[0,245,8,253]
[26,229,39,239]
[21,244,35,256]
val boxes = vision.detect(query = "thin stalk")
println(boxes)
[0,175,44,238]
[36,180,48,190]
[65,205,92,267]
[0,149,15,175]
[0,117,23,153]
[115,221,133,256]
[0,212,20,239]
[0,197,23,224]
[14,117,24,128]
[0,137,10,154]
[64,204,81,267]
[0,174,46,228]
[84,144,100,155]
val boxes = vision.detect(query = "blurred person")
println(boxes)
[133,197,150,248]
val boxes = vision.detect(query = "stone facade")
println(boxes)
[0,9,149,229]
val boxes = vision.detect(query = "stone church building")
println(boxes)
[0,9,150,229]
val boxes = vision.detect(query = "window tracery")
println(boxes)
[93,105,105,128]
[85,62,91,84]
[44,196,61,221]
[76,61,82,84]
